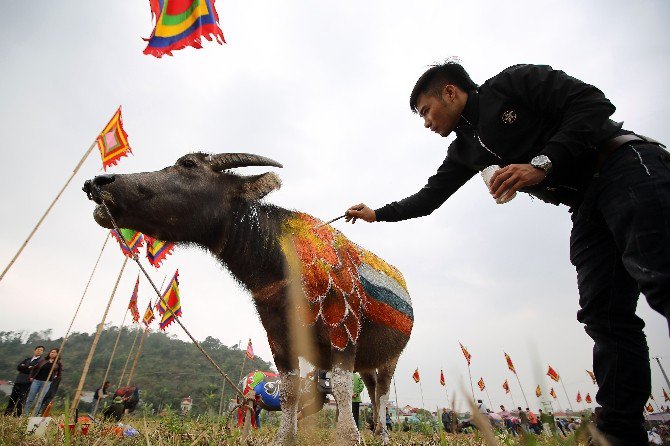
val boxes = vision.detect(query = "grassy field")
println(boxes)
[0,412,587,446]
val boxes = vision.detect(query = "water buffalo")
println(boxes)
[83,153,413,445]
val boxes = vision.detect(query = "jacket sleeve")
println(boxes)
[375,156,476,222]
[28,360,42,380]
[17,358,30,373]
[490,64,616,174]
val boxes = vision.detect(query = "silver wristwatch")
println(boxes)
[530,155,552,173]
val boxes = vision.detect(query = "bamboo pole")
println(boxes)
[513,373,530,409]
[1,141,98,282]
[126,326,150,386]
[392,376,400,425]
[218,377,228,416]
[71,256,128,416]
[484,387,494,411]
[508,387,517,409]
[27,234,110,418]
[559,377,574,411]
[655,357,670,391]
[238,354,249,387]
[418,378,426,411]
[92,308,129,416]
[466,364,475,403]
[118,326,141,387]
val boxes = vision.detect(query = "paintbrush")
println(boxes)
[315,215,346,228]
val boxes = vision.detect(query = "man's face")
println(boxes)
[416,86,466,137]
[34,347,44,357]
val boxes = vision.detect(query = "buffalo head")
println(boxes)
[83,153,282,243]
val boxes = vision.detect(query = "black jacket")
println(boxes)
[376,64,625,221]
[15,356,41,384]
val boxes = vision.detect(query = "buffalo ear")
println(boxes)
[240,172,282,200]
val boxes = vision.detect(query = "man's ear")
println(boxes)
[239,172,282,200]
[441,84,457,102]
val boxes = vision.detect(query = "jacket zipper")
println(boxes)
[460,116,502,161]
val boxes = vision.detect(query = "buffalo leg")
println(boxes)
[331,350,360,445]
[274,369,300,446]
[375,355,399,445]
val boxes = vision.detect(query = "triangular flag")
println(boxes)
[142,302,155,326]
[111,229,144,257]
[96,106,132,170]
[547,365,560,382]
[536,385,542,397]
[549,388,557,399]
[245,339,254,360]
[156,269,182,330]
[478,377,486,391]
[576,391,582,403]
[459,342,471,366]
[586,369,596,385]
[145,236,175,268]
[504,352,516,374]
[585,393,592,404]
[502,380,510,394]
[663,388,669,402]
[128,275,140,323]
[412,368,420,383]
[439,369,445,387]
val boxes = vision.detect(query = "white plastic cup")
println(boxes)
[481,165,517,204]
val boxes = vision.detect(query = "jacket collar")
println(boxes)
[456,89,479,129]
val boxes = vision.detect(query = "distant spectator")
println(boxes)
[24,348,62,416]
[385,408,393,432]
[3,346,44,416]
[441,407,453,432]
[518,407,529,432]
[38,371,62,416]
[94,381,111,402]
[527,407,540,434]
[477,399,488,414]
[352,372,364,428]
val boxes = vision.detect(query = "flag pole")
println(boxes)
[71,256,129,416]
[654,357,670,391]
[508,388,516,409]
[218,377,228,417]
[466,364,475,403]
[92,308,129,416]
[418,379,426,411]
[1,141,98,282]
[124,275,167,386]
[118,326,141,387]
[392,376,401,425]
[559,377,574,412]
[484,387,494,411]
[238,350,249,385]
[513,373,530,409]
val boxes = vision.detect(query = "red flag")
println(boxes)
[549,388,557,399]
[478,377,485,391]
[502,380,510,394]
[547,365,560,382]
[245,339,254,360]
[142,302,155,326]
[439,369,445,387]
[586,370,596,385]
[459,343,471,366]
[156,270,182,331]
[536,385,542,397]
[412,368,420,383]
[96,106,132,171]
[585,393,592,404]
[663,388,669,402]
[646,403,654,413]
[128,275,140,323]
[504,352,516,374]
[576,391,582,403]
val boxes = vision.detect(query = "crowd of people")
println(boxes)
[3,345,63,417]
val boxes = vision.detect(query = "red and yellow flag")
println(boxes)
[96,106,132,171]
[439,369,445,386]
[245,339,254,360]
[157,269,182,330]
[111,229,144,257]
[663,388,669,402]
[547,365,560,382]
[145,236,175,268]
[585,393,592,404]
[549,388,557,399]
[143,302,155,326]
[504,352,516,374]
[478,377,485,391]
[586,370,596,385]
[576,391,582,403]
[128,275,140,323]
[412,368,420,383]
[646,403,654,413]
[502,380,510,394]
[536,385,542,397]
[459,342,471,366]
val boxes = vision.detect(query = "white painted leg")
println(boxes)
[378,392,390,445]
[331,365,361,445]
[274,370,299,446]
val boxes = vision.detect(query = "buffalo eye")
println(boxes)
[180,159,197,168]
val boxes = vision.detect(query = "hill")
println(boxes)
[0,327,272,415]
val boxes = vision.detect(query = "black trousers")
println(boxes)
[4,382,30,416]
[352,401,361,428]
[570,143,670,445]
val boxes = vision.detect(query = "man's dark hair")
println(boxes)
[35,345,45,350]
[410,61,478,113]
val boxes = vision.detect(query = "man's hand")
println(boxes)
[488,164,547,200]
[345,204,376,224]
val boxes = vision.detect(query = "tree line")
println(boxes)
[0,328,272,415]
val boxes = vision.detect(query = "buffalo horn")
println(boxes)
[208,153,283,171]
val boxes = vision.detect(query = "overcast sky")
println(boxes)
[1,0,669,412]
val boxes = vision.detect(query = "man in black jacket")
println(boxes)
[346,62,670,446]
[3,345,44,416]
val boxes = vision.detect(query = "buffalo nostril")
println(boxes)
[83,180,92,194]
[93,174,116,187]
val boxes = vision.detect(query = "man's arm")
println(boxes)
[346,156,476,223]
[488,64,617,199]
